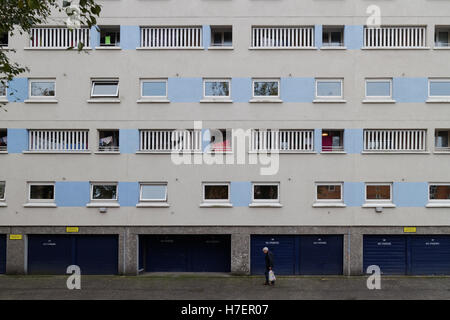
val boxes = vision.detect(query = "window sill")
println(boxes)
[362,203,396,208]
[248,151,316,154]
[23,203,57,208]
[24,99,58,104]
[426,203,450,208]
[136,98,170,104]
[199,203,233,208]
[361,47,430,50]
[362,99,396,104]
[136,150,202,154]
[136,202,170,208]
[200,99,233,103]
[87,99,121,103]
[249,203,283,208]
[433,150,450,154]
[320,46,347,50]
[24,47,92,50]
[249,98,283,103]
[433,47,450,50]
[362,151,429,154]
[0,47,10,50]
[249,47,317,50]
[320,151,346,154]
[95,46,121,50]
[0,151,7,154]
[313,99,346,103]
[312,202,346,208]
[86,202,120,208]
[426,99,450,103]
[0,98,8,103]
[23,150,91,154]
[136,47,204,50]
[94,151,120,154]
[0,203,7,207]
[208,46,234,50]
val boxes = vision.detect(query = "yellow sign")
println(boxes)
[404,227,417,233]
[66,227,79,233]
[9,234,23,240]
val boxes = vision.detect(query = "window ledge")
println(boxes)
[312,202,346,208]
[362,203,396,208]
[23,203,57,208]
[0,47,10,50]
[362,99,396,104]
[313,99,346,103]
[95,46,121,50]
[24,47,92,50]
[200,99,233,103]
[136,98,170,104]
[23,150,91,154]
[136,202,170,208]
[320,151,346,154]
[362,151,430,154]
[249,98,283,103]
[94,151,120,154]
[320,46,347,50]
[136,47,204,50]
[433,47,450,50]
[426,203,450,208]
[86,202,120,208]
[136,151,202,154]
[426,99,450,103]
[361,47,430,50]
[249,203,282,208]
[249,47,317,50]
[433,150,450,154]
[208,46,234,50]
[87,98,120,103]
[0,203,7,207]
[199,203,233,208]
[0,151,7,154]
[24,99,58,104]
[0,98,8,103]
[248,151,316,154]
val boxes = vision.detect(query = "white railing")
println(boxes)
[140,27,203,48]
[251,26,315,48]
[364,129,427,152]
[250,130,314,152]
[364,26,426,48]
[29,130,89,152]
[140,130,202,152]
[29,27,90,48]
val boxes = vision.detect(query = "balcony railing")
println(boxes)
[251,26,315,48]
[364,129,427,152]
[140,130,202,152]
[140,27,203,48]
[29,130,89,152]
[364,26,427,48]
[251,130,314,152]
[29,27,90,48]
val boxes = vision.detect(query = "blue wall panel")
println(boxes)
[119,129,139,154]
[55,181,90,207]
[7,78,27,102]
[345,25,364,49]
[120,25,140,49]
[90,26,100,48]
[314,129,322,153]
[118,182,140,207]
[230,181,252,207]
[231,78,252,102]
[344,129,363,154]
[393,182,428,207]
[393,78,428,102]
[344,182,365,207]
[168,78,202,102]
[202,25,210,49]
[314,25,322,48]
[7,129,28,153]
[281,77,315,102]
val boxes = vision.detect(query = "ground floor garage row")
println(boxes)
[27,235,118,275]
[251,235,344,275]
[139,235,231,272]
[363,235,450,275]
[0,235,5,274]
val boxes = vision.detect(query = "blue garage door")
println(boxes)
[410,236,450,275]
[363,236,407,275]
[28,235,118,275]
[144,235,231,272]
[0,235,6,274]
[251,235,296,275]
[299,235,343,275]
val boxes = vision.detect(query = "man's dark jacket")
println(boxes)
[265,251,274,270]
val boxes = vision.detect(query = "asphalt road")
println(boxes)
[0,274,449,300]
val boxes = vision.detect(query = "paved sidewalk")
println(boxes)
[0,274,449,300]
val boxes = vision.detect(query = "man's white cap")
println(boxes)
[262,247,269,251]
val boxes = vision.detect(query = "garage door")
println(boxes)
[251,235,344,275]
[363,235,450,275]
[0,235,6,274]
[143,235,231,272]
[28,235,118,275]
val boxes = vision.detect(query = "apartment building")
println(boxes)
[0,0,450,276]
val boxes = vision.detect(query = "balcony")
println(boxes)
[139,130,202,152]
[139,27,203,49]
[250,130,314,152]
[28,27,90,49]
[363,26,427,49]
[363,129,427,152]
[251,26,315,49]
[28,130,89,152]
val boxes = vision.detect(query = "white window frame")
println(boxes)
[315,79,343,99]
[428,78,450,98]
[140,79,168,99]
[202,182,230,203]
[90,182,118,202]
[252,78,280,99]
[210,27,233,47]
[428,183,450,204]
[28,182,55,203]
[139,183,168,202]
[28,79,56,99]
[364,183,393,204]
[90,79,119,98]
[0,181,5,201]
[252,182,280,203]
[365,78,393,99]
[315,182,344,203]
[322,27,344,47]
[203,79,231,99]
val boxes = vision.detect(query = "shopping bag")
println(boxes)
[268,270,276,282]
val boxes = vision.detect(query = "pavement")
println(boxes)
[0,274,449,300]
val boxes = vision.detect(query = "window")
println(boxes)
[203,79,231,99]
[252,183,279,203]
[0,182,5,201]
[322,26,344,47]
[316,79,343,99]
[98,130,119,152]
[204,129,232,152]
[29,79,56,98]
[211,26,232,47]
[252,79,280,98]
[203,183,230,203]
[139,183,168,202]
[91,79,119,98]
[0,82,6,98]
[0,129,6,151]
[435,26,450,47]
[364,183,393,207]
[314,183,344,207]
[321,130,344,152]
[365,79,392,99]
[141,79,167,99]
[0,32,8,47]
[28,183,55,202]
[90,183,118,201]
[429,79,450,98]
[435,130,450,151]
[99,26,120,47]
[429,184,450,201]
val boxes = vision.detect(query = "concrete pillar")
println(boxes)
[6,233,26,275]
[347,232,363,276]
[119,229,138,275]
[231,233,250,275]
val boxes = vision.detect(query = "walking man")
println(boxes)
[263,247,275,286]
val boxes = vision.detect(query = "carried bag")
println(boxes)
[268,270,276,282]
